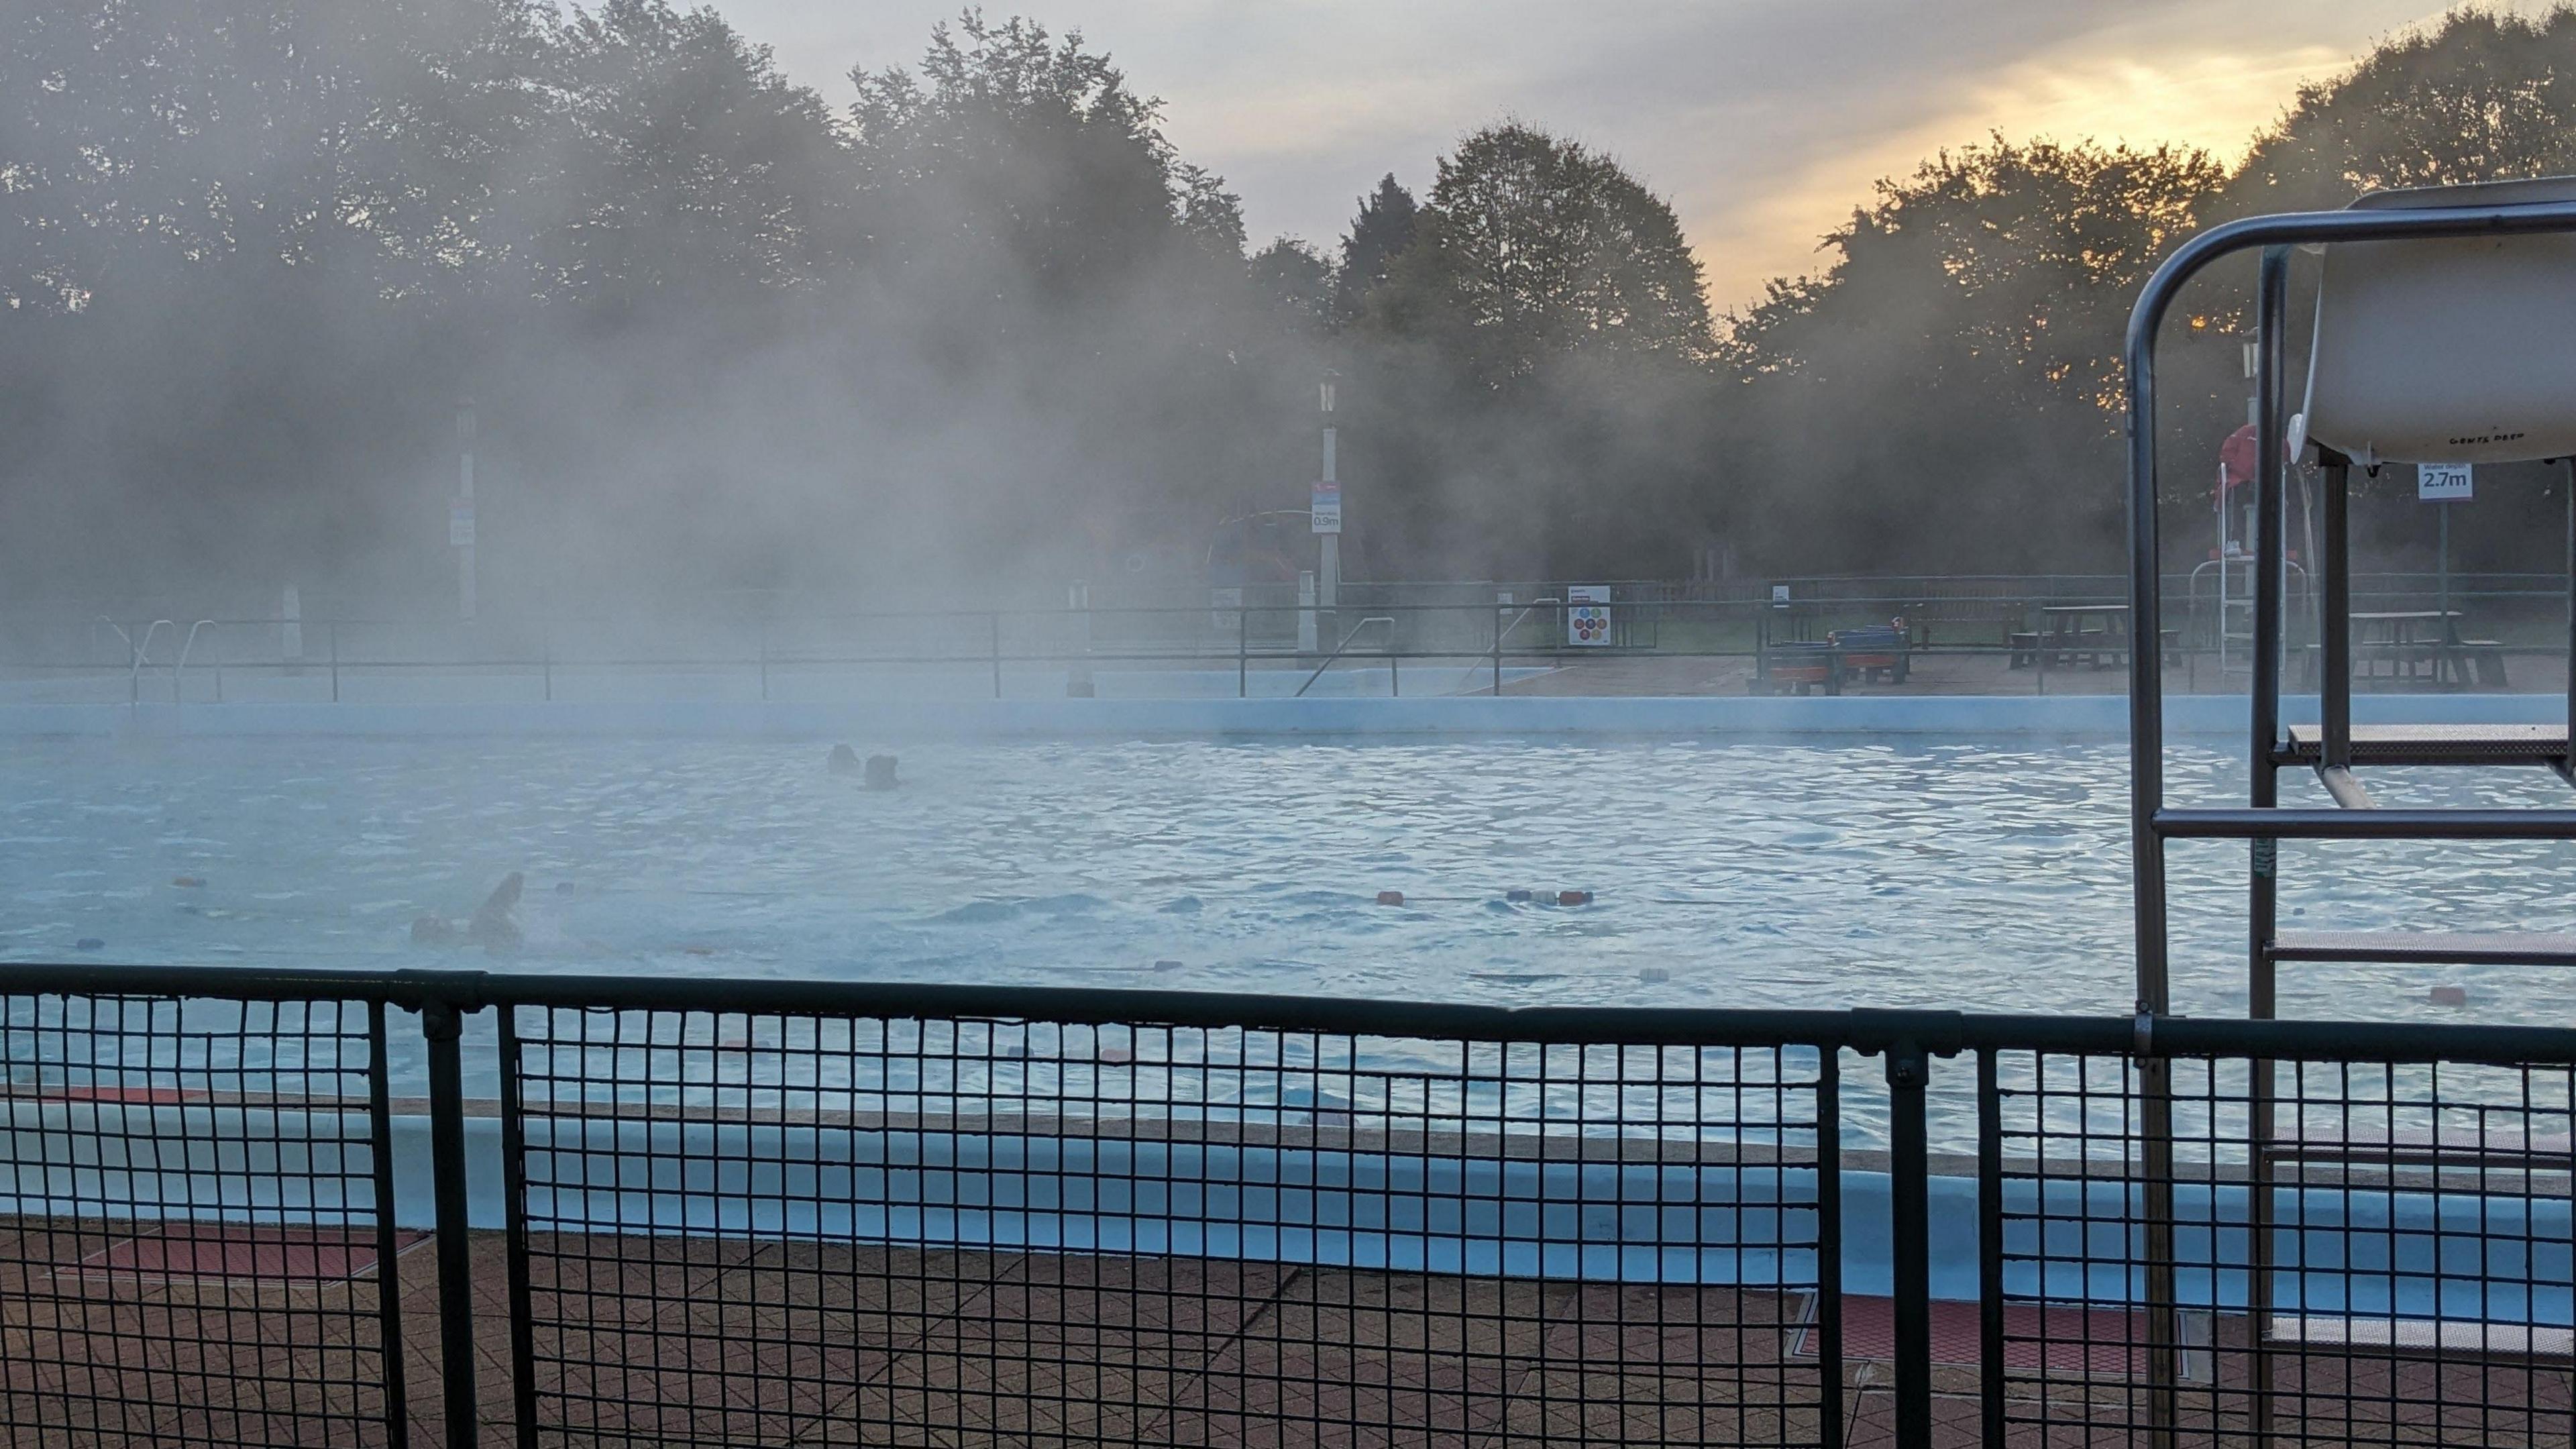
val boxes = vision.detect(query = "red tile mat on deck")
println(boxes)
[1792,1295,2147,1377]
[74,1223,431,1282]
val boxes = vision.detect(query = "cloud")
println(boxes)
[716,0,2483,306]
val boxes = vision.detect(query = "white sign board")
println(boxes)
[1210,585,1242,634]
[1772,584,1792,607]
[448,503,476,547]
[1309,481,1342,533]
[2418,462,2473,502]
[1566,584,1613,647]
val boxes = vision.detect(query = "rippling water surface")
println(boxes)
[7,734,2575,1028]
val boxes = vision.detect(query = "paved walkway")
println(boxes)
[6,1219,2569,1446]
[1492,650,2571,698]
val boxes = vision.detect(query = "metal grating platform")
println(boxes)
[2272,929,2576,966]
[2284,722,2569,765]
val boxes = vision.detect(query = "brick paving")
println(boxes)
[7,1220,2573,1446]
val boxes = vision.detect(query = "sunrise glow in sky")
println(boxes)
[720,0,2526,309]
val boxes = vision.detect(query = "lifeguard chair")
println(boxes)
[2125,176,2576,1438]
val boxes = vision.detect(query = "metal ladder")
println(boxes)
[2126,196,2576,1442]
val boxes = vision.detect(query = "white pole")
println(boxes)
[1320,425,1339,609]
[456,399,477,623]
[1318,374,1340,614]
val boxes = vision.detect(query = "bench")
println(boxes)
[1756,641,1841,696]
[1826,626,1909,685]
[2457,638,2510,687]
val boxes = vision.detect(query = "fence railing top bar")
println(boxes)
[5,961,2575,1065]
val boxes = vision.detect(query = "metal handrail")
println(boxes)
[1291,614,1396,696]
[110,618,173,707]
[172,619,217,704]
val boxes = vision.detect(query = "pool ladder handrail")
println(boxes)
[101,617,221,706]
[1292,615,1397,697]
[173,619,218,704]
[103,618,174,707]
[1487,597,1563,696]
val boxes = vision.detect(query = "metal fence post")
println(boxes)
[1815,1046,1845,1449]
[496,1006,540,1448]
[991,612,1003,700]
[540,620,552,703]
[330,621,341,703]
[1493,606,1504,696]
[1238,606,1248,698]
[369,1002,414,1449]
[1886,1038,1934,1448]
[757,616,769,702]
[1976,1048,2005,1449]
[423,996,482,1449]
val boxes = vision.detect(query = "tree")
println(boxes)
[1725,136,2225,569]
[1248,237,1333,323]
[1333,173,1416,323]
[1379,123,1711,385]
[543,0,850,307]
[2227,7,2576,216]
[848,12,1243,302]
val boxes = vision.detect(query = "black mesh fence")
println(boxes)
[1985,1049,2576,1446]
[0,992,407,1447]
[500,1008,1837,1446]
[3,968,2573,1448]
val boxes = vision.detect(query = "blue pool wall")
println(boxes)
[5,1105,2567,1324]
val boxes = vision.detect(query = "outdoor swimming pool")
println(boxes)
[7,732,2574,1027]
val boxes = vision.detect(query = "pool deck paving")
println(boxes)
[5,1221,2569,1446]
[1492,650,2572,698]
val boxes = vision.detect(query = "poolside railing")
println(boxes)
[3,963,2571,1446]
[3,576,2572,704]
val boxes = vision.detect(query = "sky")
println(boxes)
[718,0,2522,311]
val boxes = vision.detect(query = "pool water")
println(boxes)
[7,733,2575,1028]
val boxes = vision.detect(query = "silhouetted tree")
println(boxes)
[1379,123,1712,386]
[545,0,849,307]
[2229,8,2576,215]
[1333,174,1416,324]
[1249,237,1334,324]
[1725,136,2225,570]
[848,12,1243,303]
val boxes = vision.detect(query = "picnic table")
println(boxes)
[2353,610,2477,689]
[2027,604,2130,669]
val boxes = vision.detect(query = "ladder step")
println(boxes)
[2265,1316,2576,1360]
[2261,1124,2573,1169]
[2273,929,2576,965]
[2285,723,2568,766]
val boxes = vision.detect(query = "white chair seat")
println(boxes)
[2302,174,2576,468]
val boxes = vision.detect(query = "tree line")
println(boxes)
[5,3,2575,610]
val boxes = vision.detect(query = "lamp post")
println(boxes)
[1315,370,1342,625]
[453,399,477,624]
